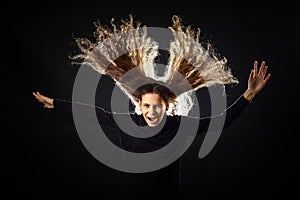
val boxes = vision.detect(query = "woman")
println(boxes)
[32,15,270,199]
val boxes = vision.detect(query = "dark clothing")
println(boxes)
[54,95,250,200]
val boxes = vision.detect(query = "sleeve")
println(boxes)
[53,99,118,128]
[196,94,250,134]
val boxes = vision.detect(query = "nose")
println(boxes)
[149,106,156,115]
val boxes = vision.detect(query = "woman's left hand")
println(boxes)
[243,60,271,101]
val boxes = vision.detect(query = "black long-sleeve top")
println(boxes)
[53,94,250,200]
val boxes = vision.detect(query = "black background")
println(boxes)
[5,1,299,199]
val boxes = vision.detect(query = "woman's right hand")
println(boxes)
[32,91,54,109]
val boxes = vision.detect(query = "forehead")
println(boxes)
[140,93,164,103]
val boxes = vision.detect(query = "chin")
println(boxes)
[148,123,159,127]
[145,118,161,127]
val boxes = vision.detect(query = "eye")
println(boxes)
[143,104,150,108]
[154,104,163,109]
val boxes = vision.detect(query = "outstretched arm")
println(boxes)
[243,60,271,102]
[32,91,120,128]
[195,60,271,134]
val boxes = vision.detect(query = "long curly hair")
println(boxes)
[71,15,238,116]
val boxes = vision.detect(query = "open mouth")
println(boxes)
[147,116,159,124]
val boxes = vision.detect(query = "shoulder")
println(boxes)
[167,115,182,123]
[130,113,147,126]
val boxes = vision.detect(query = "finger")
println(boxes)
[32,92,38,97]
[32,92,41,100]
[254,60,258,75]
[44,104,53,109]
[262,66,268,77]
[264,73,271,82]
[33,92,45,103]
[37,97,44,102]
[259,61,266,74]
[36,92,47,100]
[33,93,42,100]
[249,69,254,80]
[37,91,43,97]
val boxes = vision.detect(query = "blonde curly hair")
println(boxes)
[71,15,238,116]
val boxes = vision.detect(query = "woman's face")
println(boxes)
[139,93,169,127]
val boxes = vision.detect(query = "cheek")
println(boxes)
[141,108,148,115]
[157,108,165,116]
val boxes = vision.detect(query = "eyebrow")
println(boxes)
[143,103,163,107]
